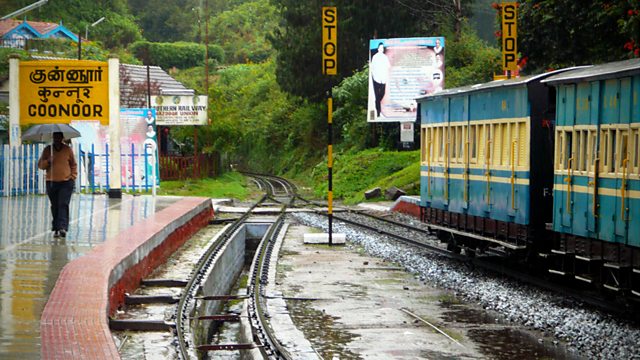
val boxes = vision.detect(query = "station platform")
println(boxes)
[0,194,213,359]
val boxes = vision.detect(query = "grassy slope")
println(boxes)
[310,149,420,204]
[155,149,421,205]
[157,171,257,199]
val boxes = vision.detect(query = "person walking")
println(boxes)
[38,132,77,238]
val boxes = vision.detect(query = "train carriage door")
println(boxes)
[556,84,576,229]
[444,98,451,207]
[615,78,632,242]
[587,81,602,235]
[464,96,471,210]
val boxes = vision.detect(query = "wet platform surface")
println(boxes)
[0,194,181,359]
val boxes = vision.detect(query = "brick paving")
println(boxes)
[39,196,212,359]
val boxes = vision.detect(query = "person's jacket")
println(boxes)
[38,144,78,182]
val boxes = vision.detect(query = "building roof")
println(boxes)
[120,64,194,108]
[0,19,77,42]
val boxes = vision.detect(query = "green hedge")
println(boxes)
[129,41,225,69]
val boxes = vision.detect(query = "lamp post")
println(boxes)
[85,16,105,41]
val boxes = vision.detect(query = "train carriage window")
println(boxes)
[633,129,640,173]
[601,130,609,172]
[457,126,464,164]
[574,130,581,171]
[518,121,527,168]
[588,130,597,173]
[618,129,629,174]
[470,125,477,164]
[601,129,616,174]
[503,122,510,166]
[577,130,588,172]
[512,122,519,167]
[493,124,503,166]
[565,131,573,170]
[451,126,459,163]
[430,127,436,164]
[555,130,563,171]
[421,127,427,163]
[437,126,444,162]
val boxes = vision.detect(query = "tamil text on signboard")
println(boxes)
[19,60,109,125]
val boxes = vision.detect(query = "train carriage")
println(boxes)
[417,72,562,254]
[542,58,640,294]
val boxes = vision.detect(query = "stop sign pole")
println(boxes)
[322,7,337,245]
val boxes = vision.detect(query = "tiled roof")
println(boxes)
[120,64,194,108]
[0,19,76,38]
[0,19,22,36]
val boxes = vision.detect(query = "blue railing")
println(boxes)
[0,143,158,197]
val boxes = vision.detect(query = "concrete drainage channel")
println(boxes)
[112,220,271,359]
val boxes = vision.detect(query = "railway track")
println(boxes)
[319,210,637,320]
[175,173,298,359]
[112,171,638,359]
[113,173,299,359]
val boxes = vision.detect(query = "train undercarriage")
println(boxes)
[420,206,640,302]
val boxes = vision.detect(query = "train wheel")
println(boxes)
[446,233,461,254]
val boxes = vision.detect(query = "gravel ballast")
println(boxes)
[292,212,640,359]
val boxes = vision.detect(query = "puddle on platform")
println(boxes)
[441,306,497,324]
[288,300,361,360]
[468,327,576,360]
[440,300,576,360]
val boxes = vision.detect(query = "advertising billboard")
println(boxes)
[368,37,444,123]
[119,108,159,188]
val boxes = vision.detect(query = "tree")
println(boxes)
[128,0,200,42]
[269,1,420,101]
[517,0,640,72]
[209,0,278,64]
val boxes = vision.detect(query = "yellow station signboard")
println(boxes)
[19,60,110,125]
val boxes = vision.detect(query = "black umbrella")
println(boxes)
[22,123,81,142]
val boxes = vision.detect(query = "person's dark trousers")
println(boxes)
[46,180,74,231]
[373,80,386,117]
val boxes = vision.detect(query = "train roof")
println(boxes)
[416,68,579,101]
[542,58,640,85]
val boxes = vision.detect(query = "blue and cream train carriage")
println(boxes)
[542,59,640,293]
[417,72,561,254]
[418,58,640,296]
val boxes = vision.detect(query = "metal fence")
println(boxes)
[0,143,159,196]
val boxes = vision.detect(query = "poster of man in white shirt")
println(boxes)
[368,37,445,123]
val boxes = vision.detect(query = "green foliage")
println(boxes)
[209,0,278,64]
[518,0,639,72]
[129,41,224,69]
[444,22,501,87]
[157,171,254,199]
[128,0,200,42]
[0,48,29,79]
[332,67,370,151]
[96,11,143,49]
[311,148,420,204]
[1,0,141,49]
[269,0,427,101]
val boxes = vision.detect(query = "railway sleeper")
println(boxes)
[602,262,631,293]
[125,294,179,305]
[632,268,640,298]
[197,343,259,351]
[109,319,175,332]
